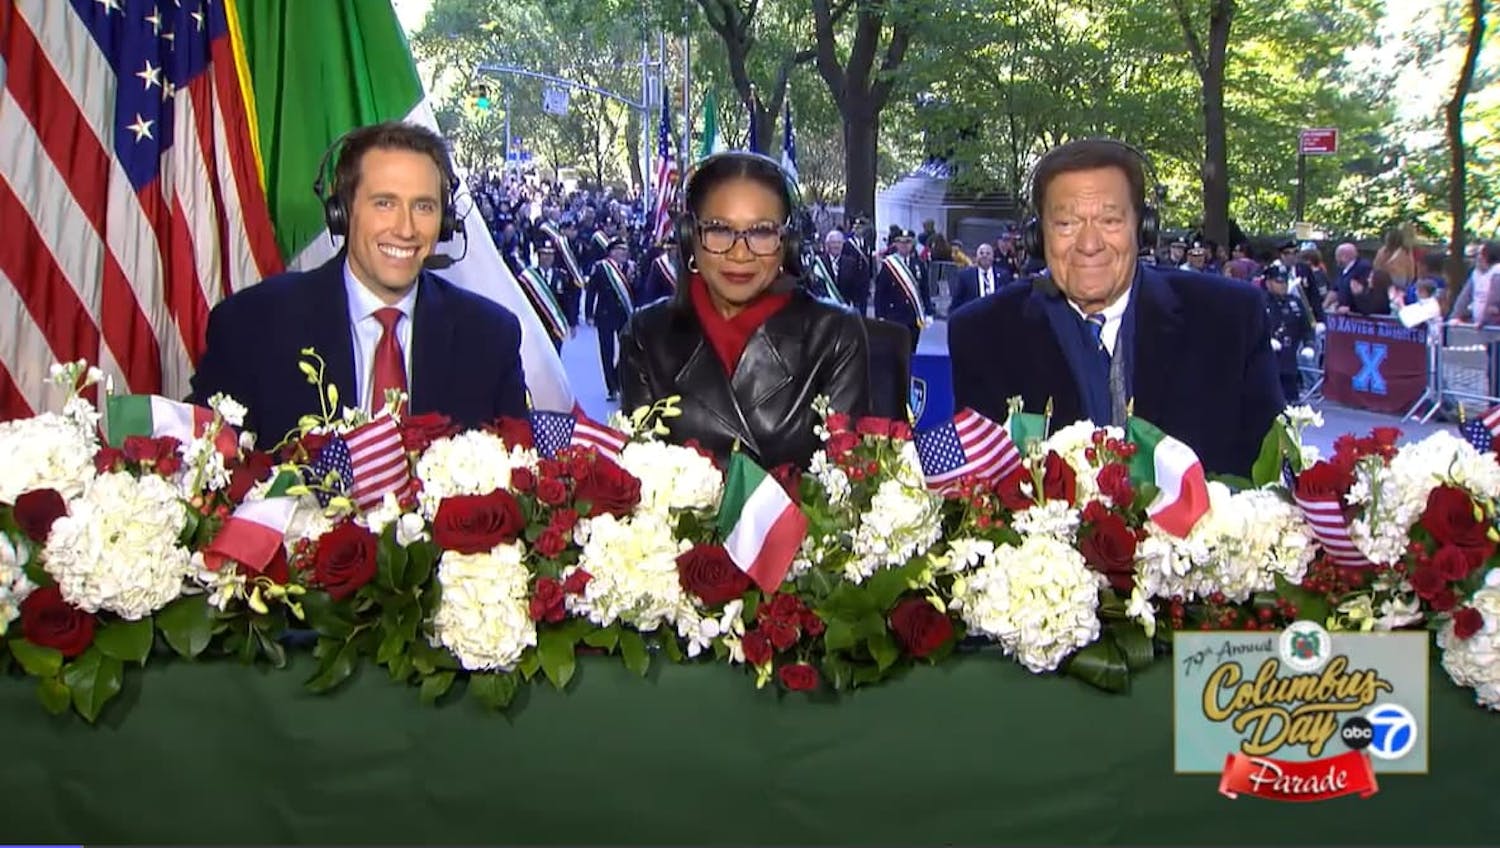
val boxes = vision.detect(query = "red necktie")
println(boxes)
[370,307,407,413]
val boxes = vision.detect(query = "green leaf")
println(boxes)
[156,595,217,658]
[376,539,409,592]
[304,639,359,694]
[823,618,858,652]
[419,670,456,705]
[62,648,124,723]
[1063,640,1130,693]
[95,617,154,665]
[468,672,519,711]
[583,623,620,651]
[9,638,63,678]
[1110,622,1155,672]
[867,629,899,672]
[36,676,70,715]
[659,631,683,663]
[376,628,407,666]
[537,626,578,689]
[518,651,541,680]
[406,542,438,588]
[1250,422,1286,488]
[253,625,288,669]
[618,629,649,677]
[408,639,460,675]
[820,654,853,690]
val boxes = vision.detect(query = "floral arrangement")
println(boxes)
[6,358,1500,723]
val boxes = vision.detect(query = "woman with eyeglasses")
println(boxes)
[619,151,870,469]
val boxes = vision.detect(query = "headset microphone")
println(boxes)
[422,220,468,271]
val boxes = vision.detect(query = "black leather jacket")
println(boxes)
[619,290,870,469]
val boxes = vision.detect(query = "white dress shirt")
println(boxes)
[1067,286,1132,356]
[977,265,998,298]
[344,262,417,412]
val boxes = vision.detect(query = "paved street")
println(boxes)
[560,317,1456,457]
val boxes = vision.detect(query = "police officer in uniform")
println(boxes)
[874,229,934,353]
[1261,264,1309,403]
[586,238,636,402]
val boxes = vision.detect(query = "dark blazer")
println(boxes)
[874,254,934,328]
[1334,258,1373,309]
[189,255,529,447]
[949,264,1014,314]
[948,266,1283,478]
[636,249,679,307]
[810,252,868,306]
[586,260,636,332]
[619,289,870,469]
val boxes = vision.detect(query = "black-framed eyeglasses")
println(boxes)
[696,221,787,256]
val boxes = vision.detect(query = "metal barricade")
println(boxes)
[928,260,959,316]
[1438,321,1500,420]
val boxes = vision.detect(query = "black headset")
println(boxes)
[674,150,803,277]
[1021,138,1161,257]
[312,126,462,243]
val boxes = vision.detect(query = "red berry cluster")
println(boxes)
[1167,592,1303,631]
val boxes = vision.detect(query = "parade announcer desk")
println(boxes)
[4,655,1499,845]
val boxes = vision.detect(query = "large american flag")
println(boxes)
[914,408,1023,493]
[305,417,412,511]
[1,0,282,421]
[650,100,677,243]
[531,409,628,461]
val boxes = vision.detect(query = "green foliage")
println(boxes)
[156,595,218,658]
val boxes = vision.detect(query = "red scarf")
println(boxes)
[689,273,793,375]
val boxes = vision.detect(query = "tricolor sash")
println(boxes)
[883,255,924,314]
[812,255,847,305]
[591,230,612,252]
[653,253,679,290]
[539,221,586,286]
[519,267,570,342]
[601,259,634,313]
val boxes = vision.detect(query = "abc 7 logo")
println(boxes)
[1341,704,1417,760]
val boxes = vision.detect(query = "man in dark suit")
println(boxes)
[947,138,1281,478]
[874,229,935,353]
[190,121,529,447]
[809,229,868,309]
[635,232,680,306]
[586,239,636,403]
[1330,242,1373,313]
[949,242,1013,315]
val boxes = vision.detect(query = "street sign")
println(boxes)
[1299,128,1338,155]
[542,86,570,116]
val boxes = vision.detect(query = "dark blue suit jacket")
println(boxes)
[189,255,529,447]
[947,266,1283,478]
[948,265,1014,314]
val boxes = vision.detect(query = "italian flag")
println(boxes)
[231,0,574,413]
[1008,410,1049,455]
[1126,417,1210,538]
[717,454,808,593]
[203,470,301,574]
[105,394,238,459]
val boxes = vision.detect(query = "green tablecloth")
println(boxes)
[4,654,1498,844]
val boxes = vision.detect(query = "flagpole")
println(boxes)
[680,17,692,169]
[641,36,653,218]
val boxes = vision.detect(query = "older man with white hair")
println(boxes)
[1327,242,1372,313]
[810,229,869,311]
[949,242,1013,314]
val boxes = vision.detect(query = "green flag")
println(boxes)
[698,92,726,161]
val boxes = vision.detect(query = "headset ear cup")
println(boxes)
[1023,216,1043,258]
[782,232,802,277]
[324,195,348,238]
[1139,204,1159,250]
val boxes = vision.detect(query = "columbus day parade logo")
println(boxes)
[1173,622,1428,803]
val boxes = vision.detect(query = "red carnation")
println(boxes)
[93,445,126,474]
[535,527,568,559]
[400,412,458,454]
[777,663,819,691]
[889,421,912,441]
[312,522,378,601]
[1409,565,1447,601]
[676,545,752,606]
[432,490,526,554]
[529,577,566,623]
[20,585,96,658]
[742,630,773,666]
[888,596,954,658]
[825,412,851,434]
[800,609,826,637]
[1296,461,1354,501]
[562,569,592,595]
[123,435,183,476]
[12,489,67,544]
[1453,606,1485,640]
[826,431,860,460]
[551,508,581,533]
[855,416,893,437]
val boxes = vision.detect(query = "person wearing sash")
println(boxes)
[637,231,680,306]
[874,229,934,353]
[619,151,869,469]
[946,138,1281,478]
[809,229,865,310]
[585,217,620,274]
[586,239,637,402]
[517,243,575,352]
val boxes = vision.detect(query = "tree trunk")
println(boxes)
[1174,0,1234,248]
[625,106,643,193]
[1445,0,1487,291]
[843,104,878,220]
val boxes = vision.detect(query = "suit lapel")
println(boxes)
[305,257,358,411]
[1022,286,1084,423]
[1128,269,1184,420]
[410,272,454,416]
[673,341,759,455]
[737,315,797,408]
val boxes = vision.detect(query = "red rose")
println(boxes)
[994,468,1035,511]
[855,416,894,437]
[777,663,819,691]
[1431,545,1473,582]
[888,596,954,658]
[800,609,825,637]
[511,467,536,493]
[432,490,526,553]
[889,421,912,441]
[227,450,275,502]
[763,617,800,650]
[1080,511,1138,593]
[93,445,126,473]
[562,569,592,595]
[1409,565,1447,601]
[1429,587,1458,613]
[1096,463,1135,507]
[123,435,183,475]
[1041,451,1076,504]
[676,545,752,606]
[1296,461,1353,501]
[760,592,806,624]
[572,458,641,518]
[1421,486,1494,555]
[535,527,568,559]
[400,412,458,454]
[537,459,563,480]
[529,577,566,623]
[551,508,581,532]
[1454,606,1485,640]
[13,488,67,544]
[486,416,535,450]
[568,455,594,482]
[20,585,95,657]
[742,630,773,666]
[826,431,860,460]
[312,522,378,601]
[536,477,569,506]
[825,412,851,434]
